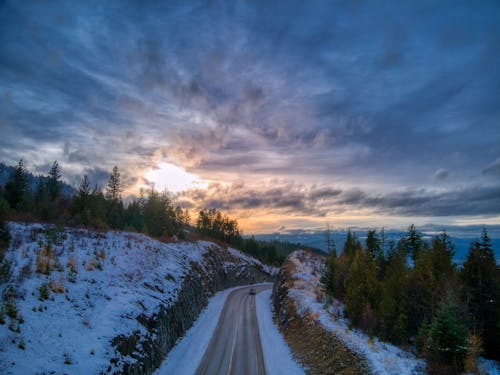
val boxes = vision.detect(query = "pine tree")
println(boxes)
[366,229,382,260]
[105,167,124,229]
[0,197,10,252]
[343,229,362,260]
[5,159,28,211]
[345,248,379,332]
[46,161,62,201]
[378,252,409,343]
[399,224,425,262]
[105,166,121,202]
[321,250,337,295]
[461,229,499,360]
[424,298,468,374]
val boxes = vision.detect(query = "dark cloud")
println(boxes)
[181,182,500,218]
[1,0,499,227]
[483,158,500,177]
[432,168,449,181]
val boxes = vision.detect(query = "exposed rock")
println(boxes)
[272,254,369,375]
[111,245,274,374]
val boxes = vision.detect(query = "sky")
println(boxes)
[1,0,499,234]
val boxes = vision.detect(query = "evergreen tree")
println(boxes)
[378,252,409,343]
[408,233,457,337]
[5,159,28,211]
[366,229,382,260]
[321,250,337,295]
[343,229,362,260]
[399,224,425,262]
[105,167,124,229]
[46,161,62,201]
[105,166,121,202]
[0,197,10,252]
[461,230,499,360]
[71,175,92,225]
[423,298,468,374]
[344,247,379,332]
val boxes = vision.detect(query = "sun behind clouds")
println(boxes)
[144,162,207,193]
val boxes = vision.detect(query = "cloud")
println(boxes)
[432,168,449,181]
[1,0,500,229]
[483,158,500,177]
[180,181,500,218]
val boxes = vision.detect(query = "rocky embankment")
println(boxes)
[114,246,274,375]
[0,222,274,374]
[272,250,368,375]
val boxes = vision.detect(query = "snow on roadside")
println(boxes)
[256,289,305,375]
[0,222,208,374]
[154,286,241,375]
[478,358,500,375]
[227,247,279,276]
[287,250,426,375]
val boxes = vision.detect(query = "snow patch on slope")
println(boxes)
[256,289,305,375]
[0,222,205,374]
[287,250,426,375]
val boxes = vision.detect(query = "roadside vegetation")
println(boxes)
[321,225,499,374]
[0,160,289,266]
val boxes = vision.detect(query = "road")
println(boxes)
[195,284,272,375]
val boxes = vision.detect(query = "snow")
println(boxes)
[0,222,271,374]
[256,289,305,375]
[227,247,279,276]
[286,250,426,375]
[154,286,240,375]
[478,358,500,375]
[155,286,304,375]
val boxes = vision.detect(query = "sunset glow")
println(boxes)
[144,163,207,193]
[1,0,499,234]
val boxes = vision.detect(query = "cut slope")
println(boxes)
[279,250,426,375]
[0,222,274,374]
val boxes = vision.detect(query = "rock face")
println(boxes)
[272,253,368,375]
[112,245,274,375]
[0,223,275,375]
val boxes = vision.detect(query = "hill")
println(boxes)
[0,222,275,374]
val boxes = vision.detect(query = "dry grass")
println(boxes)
[67,256,78,274]
[49,275,65,294]
[86,259,94,271]
[35,245,55,275]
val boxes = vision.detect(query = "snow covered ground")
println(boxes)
[155,286,304,375]
[287,250,426,375]
[154,286,240,375]
[286,250,500,375]
[0,222,273,374]
[256,289,305,375]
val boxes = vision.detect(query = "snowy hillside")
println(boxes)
[283,250,500,375]
[0,222,273,374]
[286,250,425,375]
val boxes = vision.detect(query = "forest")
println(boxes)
[321,225,499,374]
[1,159,498,374]
[0,160,285,266]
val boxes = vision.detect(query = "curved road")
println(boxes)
[195,284,272,375]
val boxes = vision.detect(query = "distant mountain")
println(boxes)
[254,227,500,263]
[0,162,75,197]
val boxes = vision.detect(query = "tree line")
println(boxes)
[196,208,285,265]
[0,160,285,265]
[0,160,190,239]
[321,225,499,374]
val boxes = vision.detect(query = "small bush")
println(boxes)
[63,352,72,365]
[38,283,49,301]
[49,275,65,294]
[18,338,25,350]
[86,259,94,271]
[5,299,17,319]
